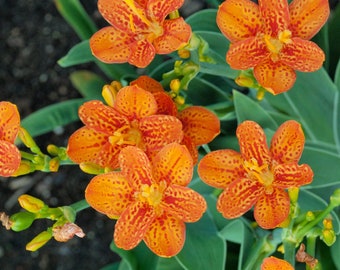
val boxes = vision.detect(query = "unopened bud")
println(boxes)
[102,81,122,107]
[18,194,45,213]
[321,229,336,246]
[18,127,40,153]
[178,48,190,59]
[305,211,315,222]
[26,230,53,251]
[323,218,333,230]
[10,211,36,231]
[49,157,60,172]
[11,160,35,177]
[170,79,181,93]
[79,162,104,175]
[330,189,340,207]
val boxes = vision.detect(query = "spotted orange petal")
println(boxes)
[198,149,246,189]
[280,38,325,72]
[79,101,129,134]
[216,0,261,43]
[226,37,269,70]
[140,115,183,153]
[153,18,192,54]
[259,0,290,35]
[181,135,198,165]
[129,39,156,68]
[162,185,206,222]
[0,101,20,142]
[178,106,220,146]
[144,213,185,257]
[97,0,148,32]
[152,92,178,116]
[270,120,305,163]
[236,121,271,166]
[152,143,193,186]
[289,0,330,40]
[148,0,184,22]
[254,188,290,229]
[90,26,133,64]
[119,146,153,189]
[67,127,107,165]
[85,172,134,217]
[253,59,296,94]
[96,142,123,169]
[114,201,155,250]
[274,163,313,188]
[130,75,164,93]
[114,85,158,120]
[0,141,21,177]
[217,178,264,218]
[261,256,294,270]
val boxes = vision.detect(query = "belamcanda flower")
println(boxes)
[198,120,313,229]
[85,143,207,257]
[217,0,330,94]
[90,0,192,68]
[67,84,183,171]
[0,101,21,177]
[131,75,221,163]
[261,256,294,270]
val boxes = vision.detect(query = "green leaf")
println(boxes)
[54,0,97,40]
[328,3,340,77]
[70,70,106,99]
[21,99,84,138]
[330,236,340,269]
[58,40,94,67]
[176,212,226,270]
[233,90,278,129]
[335,59,340,90]
[186,9,220,32]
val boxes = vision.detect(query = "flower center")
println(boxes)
[136,181,167,216]
[244,158,274,194]
[108,120,144,149]
[263,30,292,62]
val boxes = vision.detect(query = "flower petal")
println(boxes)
[274,163,313,188]
[253,59,296,94]
[153,18,192,54]
[0,141,21,177]
[178,106,220,146]
[85,172,134,217]
[261,256,294,270]
[130,75,164,93]
[114,201,155,250]
[270,120,305,163]
[152,92,178,116]
[144,213,185,257]
[147,0,184,22]
[79,101,129,134]
[129,39,156,68]
[152,143,193,186]
[67,127,107,165]
[254,188,290,229]
[114,85,158,120]
[181,135,198,165]
[216,0,261,43]
[90,26,132,64]
[280,38,325,72]
[0,101,20,142]
[236,121,271,166]
[140,115,183,154]
[258,0,290,35]
[289,0,330,40]
[226,37,269,70]
[119,146,153,189]
[217,178,264,218]
[162,185,206,222]
[198,149,246,189]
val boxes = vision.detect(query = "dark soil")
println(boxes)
[0,0,206,269]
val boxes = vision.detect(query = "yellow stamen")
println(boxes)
[137,181,167,207]
[244,158,274,190]
[108,121,143,148]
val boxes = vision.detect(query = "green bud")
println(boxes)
[26,230,53,251]
[330,189,340,207]
[60,206,76,223]
[321,229,336,246]
[10,211,36,232]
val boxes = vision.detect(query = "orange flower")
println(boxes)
[0,101,21,177]
[198,120,313,229]
[217,0,329,94]
[85,143,207,257]
[90,0,192,68]
[261,257,294,270]
[67,85,183,170]
[131,76,221,163]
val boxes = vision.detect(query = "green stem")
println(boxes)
[283,238,296,267]
[20,151,36,161]
[70,199,90,213]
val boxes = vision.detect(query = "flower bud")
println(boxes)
[18,194,45,213]
[79,162,104,175]
[11,160,35,177]
[321,229,336,246]
[49,157,60,172]
[305,211,315,222]
[330,189,340,207]
[18,127,41,153]
[10,211,36,231]
[26,230,53,251]
[102,81,122,107]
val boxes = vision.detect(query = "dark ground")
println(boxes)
[0,0,205,269]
